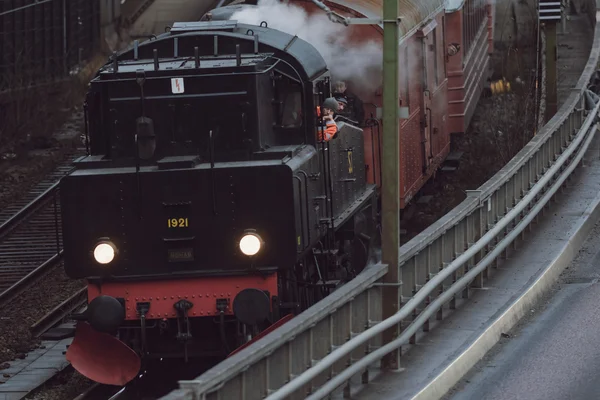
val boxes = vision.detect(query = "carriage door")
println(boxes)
[418,19,438,173]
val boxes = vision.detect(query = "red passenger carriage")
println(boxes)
[293,0,494,208]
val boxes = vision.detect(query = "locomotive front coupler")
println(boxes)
[136,302,150,357]
[174,299,193,362]
[216,298,231,354]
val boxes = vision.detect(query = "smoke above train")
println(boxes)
[229,0,383,93]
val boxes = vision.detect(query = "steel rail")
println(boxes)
[0,251,64,307]
[30,286,87,338]
[0,154,83,306]
[284,100,600,400]
[72,382,126,400]
[72,383,101,400]
[0,183,59,238]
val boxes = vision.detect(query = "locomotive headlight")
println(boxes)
[93,241,117,264]
[239,232,263,256]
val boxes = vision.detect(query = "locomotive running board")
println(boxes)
[227,314,294,358]
[331,185,377,231]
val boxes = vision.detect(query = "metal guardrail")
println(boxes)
[160,263,387,400]
[161,2,600,399]
[267,93,600,400]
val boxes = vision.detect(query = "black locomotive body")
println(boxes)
[61,20,377,384]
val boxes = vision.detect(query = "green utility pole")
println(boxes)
[309,0,402,371]
[381,0,401,371]
[538,0,561,121]
[544,21,558,121]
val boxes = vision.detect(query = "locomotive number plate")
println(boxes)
[168,217,189,228]
[168,248,194,262]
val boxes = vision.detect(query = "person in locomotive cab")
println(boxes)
[333,95,359,126]
[335,95,348,112]
[332,80,365,127]
[317,97,340,142]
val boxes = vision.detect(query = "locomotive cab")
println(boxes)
[60,20,377,386]
[65,49,312,278]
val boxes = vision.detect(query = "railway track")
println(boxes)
[70,369,195,400]
[73,383,127,400]
[0,148,86,306]
[30,286,88,338]
[0,152,81,226]
[69,362,221,400]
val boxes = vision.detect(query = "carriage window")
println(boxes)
[281,91,302,127]
[270,75,305,145]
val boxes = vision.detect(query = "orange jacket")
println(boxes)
[317,119,338,141]
[316,106,338,141]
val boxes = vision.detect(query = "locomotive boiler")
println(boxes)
[61,19,378,385]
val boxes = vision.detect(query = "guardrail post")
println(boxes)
[381,0,401,371]
[465,191,484,290]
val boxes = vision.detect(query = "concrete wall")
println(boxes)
[128,0,224,38]
[100,0,122,52]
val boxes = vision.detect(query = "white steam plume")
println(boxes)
[229,0,382,93]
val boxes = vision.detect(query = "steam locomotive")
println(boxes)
[62,18,379,385]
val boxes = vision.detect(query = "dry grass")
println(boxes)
[478,6,540,166]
